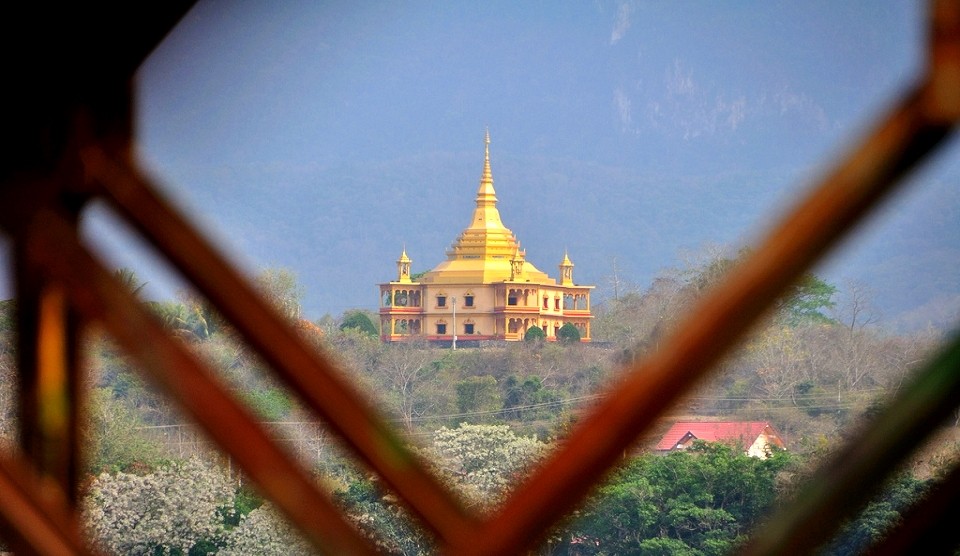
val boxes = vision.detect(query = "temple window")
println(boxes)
[382,291,392,307]
[543,296,549,309]
[554,298,560,311]
[464,294,474,307]
[437,323,446,334]
[464,323,475,335]
[437,295,447,308]
[508,292,518,306]
[563,294,575,310]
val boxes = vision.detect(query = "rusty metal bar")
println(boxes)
[22,209,378,555]
[744,332,960,555]
[82,146,477,543]
[454,81,955,554]
[14,213,84,510]
[0,451,94,555]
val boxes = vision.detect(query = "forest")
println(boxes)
[0,251,953,555]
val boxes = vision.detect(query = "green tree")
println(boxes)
[524,325,546,342]
[339,310,379,337]
[568,442,793,554]
[777,273,837,326]
[333,478,430,554]
[502,375,560,421]
[557,323,581,343]
[86,388,164,473]
[455,375,501,418]
[821,473,928,555]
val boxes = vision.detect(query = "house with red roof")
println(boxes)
[655,421,786,458]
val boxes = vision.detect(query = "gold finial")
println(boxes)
[480,129,494,191]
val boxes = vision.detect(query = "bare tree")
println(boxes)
[377,340,437,432]
[833,278,880,331]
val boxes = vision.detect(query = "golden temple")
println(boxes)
[379,132,593,343]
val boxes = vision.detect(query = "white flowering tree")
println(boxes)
[221,504,314,556]
[429,423,546,509]
[83,458,234,555]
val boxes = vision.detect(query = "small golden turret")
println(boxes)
[397,248,412,283]
[559,250,574,286]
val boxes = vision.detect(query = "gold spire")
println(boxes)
[465,129,506,233]
[477,128,496,200]
[420,130,549,284]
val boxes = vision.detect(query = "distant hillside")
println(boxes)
[137,152,958,332]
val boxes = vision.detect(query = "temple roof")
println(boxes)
[421,132,551,285]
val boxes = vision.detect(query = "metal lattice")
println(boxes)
[1,2,959,554]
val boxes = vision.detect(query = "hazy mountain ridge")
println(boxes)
[149,152,958,332]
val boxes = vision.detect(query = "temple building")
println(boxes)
[379,132,593,343]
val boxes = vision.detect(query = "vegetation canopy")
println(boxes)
[0,257,945,554]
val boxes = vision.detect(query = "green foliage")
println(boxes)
[777,273,837,326]
[339,309,379,337]
[455,375,501,418]
[820,473,928,555]
[152,295,227,340]
[502,375,560,421]
[242,387,293,421]
[568,442,793,554]
[524,325,546,342]
[87,388,165,473]
[557,322,581,343]
[225,486,263,527]
[334,478,430,553]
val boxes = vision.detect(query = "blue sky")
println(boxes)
[69,1,959,326]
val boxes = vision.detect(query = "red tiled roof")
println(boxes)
[655,421,775,451]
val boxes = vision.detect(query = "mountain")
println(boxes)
[98,147,958,333]
[66,2,957,333]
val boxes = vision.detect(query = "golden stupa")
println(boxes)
[379,131,592,343]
